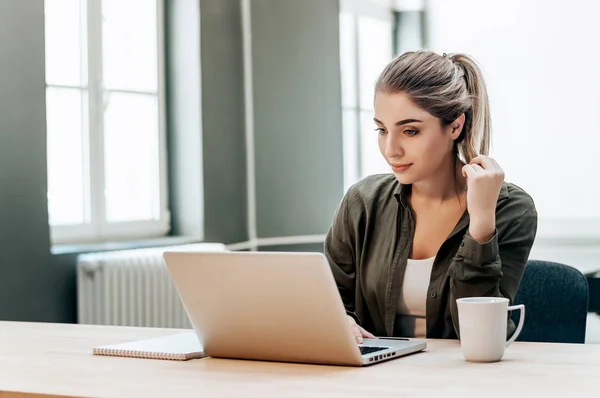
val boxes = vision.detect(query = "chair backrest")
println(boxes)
[512,260,588,344]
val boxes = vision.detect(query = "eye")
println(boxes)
[404,129,419,136]
[374,127,387,135]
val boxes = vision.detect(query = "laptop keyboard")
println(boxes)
[359,346,388,355]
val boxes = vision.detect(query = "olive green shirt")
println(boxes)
[324,174,538,339]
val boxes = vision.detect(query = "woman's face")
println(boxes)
[374,91,461,184]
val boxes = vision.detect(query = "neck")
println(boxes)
[411,154,466,205]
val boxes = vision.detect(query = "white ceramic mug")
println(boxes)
[456,297,525,362]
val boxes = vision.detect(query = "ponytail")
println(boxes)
[450,53,491,162]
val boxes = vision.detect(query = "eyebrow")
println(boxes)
[373,118,423,126]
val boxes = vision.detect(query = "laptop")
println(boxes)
[162,250,426,366]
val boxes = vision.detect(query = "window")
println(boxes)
[44,0,169,244]
[340,0,424,190]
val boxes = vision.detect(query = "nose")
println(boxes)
[383,132,404,159]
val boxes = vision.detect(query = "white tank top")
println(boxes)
[396,256,435,338]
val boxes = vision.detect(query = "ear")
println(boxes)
[449,113,466,141]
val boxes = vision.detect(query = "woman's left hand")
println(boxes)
[462,155,505,243]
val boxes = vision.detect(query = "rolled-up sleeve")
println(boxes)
[447,209,538,338]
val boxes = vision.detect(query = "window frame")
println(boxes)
[339,0,399,190]
[46,0,170,245]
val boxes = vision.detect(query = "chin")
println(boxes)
[391,171,418,185]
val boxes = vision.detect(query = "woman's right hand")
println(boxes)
[347,315,376,343]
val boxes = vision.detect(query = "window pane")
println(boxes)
[340,13,357,108]
[358,16,393,110]
[102,0,158,92]
[360,110,390,177]
[46,87,87,225]
[44,0,86,86]
[343,109,359,189]
[104,92,160,223]
[395,11,424,56]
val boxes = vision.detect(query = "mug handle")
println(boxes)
[505,304,525,347]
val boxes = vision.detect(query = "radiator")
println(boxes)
[76,243,227,328]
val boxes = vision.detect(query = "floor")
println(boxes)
[586,314,600,343]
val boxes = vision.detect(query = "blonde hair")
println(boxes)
[375,50,491,163]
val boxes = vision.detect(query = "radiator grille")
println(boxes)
[76,243,226,328]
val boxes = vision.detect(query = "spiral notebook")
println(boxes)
[93,331,207,361]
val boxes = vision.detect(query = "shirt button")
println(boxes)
[430,291,437,298]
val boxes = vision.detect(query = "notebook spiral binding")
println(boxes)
[93,347,190,361]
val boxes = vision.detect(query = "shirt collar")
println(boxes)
[394,181,509,207]
[393,183,411,208]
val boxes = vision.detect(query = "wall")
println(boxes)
[169,0,344,249]
[251,0,344,240]
[0,0,73,322]
[199,0,249,244]
[166,0,252,244]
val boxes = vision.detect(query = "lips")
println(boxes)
[391,163,412,173]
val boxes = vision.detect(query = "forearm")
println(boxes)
[468,211,496,244]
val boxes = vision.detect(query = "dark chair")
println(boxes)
[511,260,588,344]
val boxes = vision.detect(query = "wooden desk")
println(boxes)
[0,321,598,398]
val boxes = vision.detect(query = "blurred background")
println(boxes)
[1,0,599,340]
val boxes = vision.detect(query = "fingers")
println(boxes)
[468,155,505,180]
[470,155,493,169]
[471,164,484,173]
[347,316,377,343]
[464,155,503,180]
[348,316,363,344]
[359,326,376,339]
[470,155,500,172]
[462,164,478,179]
[351,324,363,344]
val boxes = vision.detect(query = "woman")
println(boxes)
[325,50,537,342]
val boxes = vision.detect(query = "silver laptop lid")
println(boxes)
[163,251,366,366]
